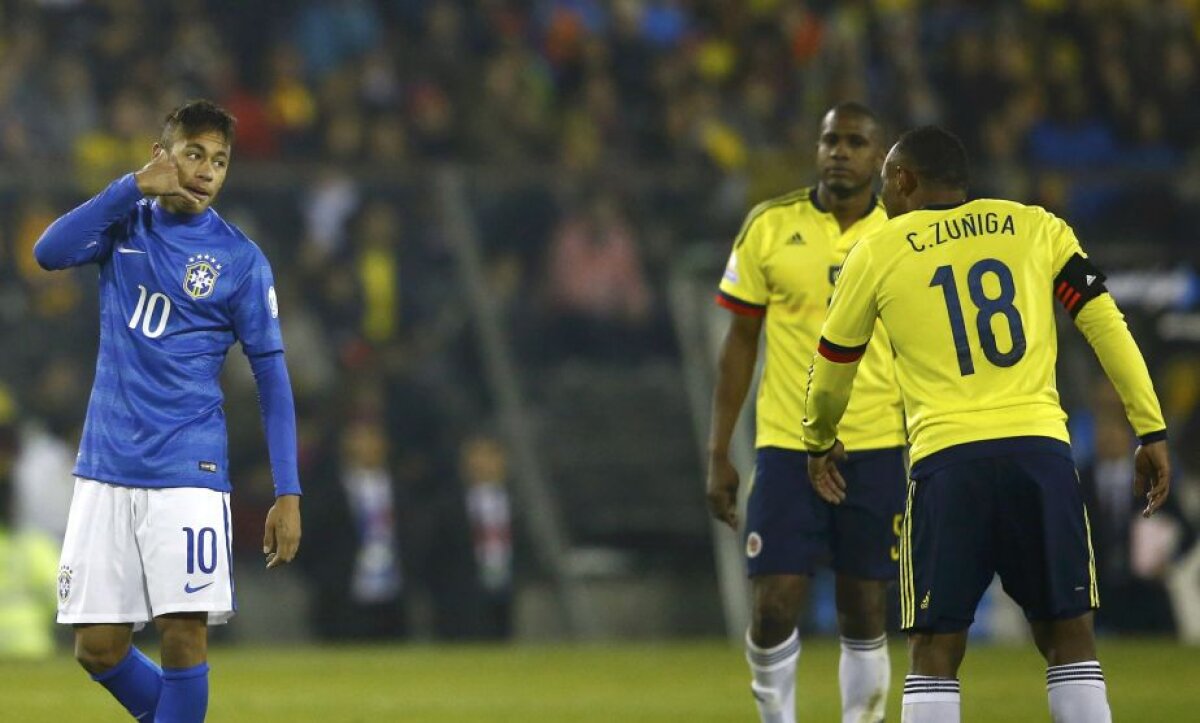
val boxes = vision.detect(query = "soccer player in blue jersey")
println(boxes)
[35,100,301,723]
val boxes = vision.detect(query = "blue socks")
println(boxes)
[90,646,163,721]
[156,662,210,723]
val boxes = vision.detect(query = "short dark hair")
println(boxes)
[823,101,885,144]
[160,99,236,147]
[894,125,969,190]
[827,101,879,125]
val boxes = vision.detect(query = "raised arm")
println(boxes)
[34,175,143,270]
[34,150,202,270]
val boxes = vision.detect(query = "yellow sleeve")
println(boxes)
[1043,208,1086,271]
[801,240,879,453]
[1074,294,1167,441]
[716,209,770,316]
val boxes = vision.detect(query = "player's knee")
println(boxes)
[1031,615,1097,666]
[74,634,131,674]
[908,632,967,678]
[751,591,800,644]
[835,579,887,638]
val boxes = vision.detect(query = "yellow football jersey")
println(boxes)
[808,198,1163,464]
[717,188,905,451]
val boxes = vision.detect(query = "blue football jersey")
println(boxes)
[38,175,285,492]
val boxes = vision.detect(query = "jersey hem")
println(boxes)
[757,438,907,453]
[73,470,233,493]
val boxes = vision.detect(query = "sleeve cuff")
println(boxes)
[1138,429,1167,445]
[806,440,838,457]
[715,291,766,317]
[817,337,868,363]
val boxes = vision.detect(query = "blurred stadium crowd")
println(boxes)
[2,0,1200,647]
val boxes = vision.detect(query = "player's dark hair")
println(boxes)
[894,125,969,190]
[160,99,237,147]
[828,101,879,125]
[824,101,886,144]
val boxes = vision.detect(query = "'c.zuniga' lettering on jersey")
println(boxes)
[717,187,904,451]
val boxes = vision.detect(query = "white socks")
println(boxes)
[746,628,800,723]
[840,635,889,723]
[902,675,960,722]
[899,659,1109,722]
[1047,661,1111,723]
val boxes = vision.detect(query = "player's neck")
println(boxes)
[912,191,968,212]
[816,184,875,232]
[153,198,209,227]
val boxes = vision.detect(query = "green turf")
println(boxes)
[1,638,1196,721]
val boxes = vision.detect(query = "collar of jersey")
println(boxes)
[809,186,880,219]
[920,200,969,211]
[152,200,213,228]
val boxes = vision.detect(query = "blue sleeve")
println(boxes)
[230,250,285,356]
[248,351,301,497]
[34,174,143,270]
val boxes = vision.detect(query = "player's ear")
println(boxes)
[151,142,165,159]
[897,166,918,196]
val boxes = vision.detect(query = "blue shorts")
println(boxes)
[744,446,906,580]
[899,437,1099,633]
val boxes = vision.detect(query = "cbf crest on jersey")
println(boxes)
[184,254,223,299]
[58,565,73,603]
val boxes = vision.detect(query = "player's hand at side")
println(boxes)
[1134,440,1170,518]
[134,147,201,206]
[808,440,848,505]
[706,452,740,530]
[263,494,301,569]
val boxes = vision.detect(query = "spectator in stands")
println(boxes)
[300,410,407,641]
[544,188,652,361]
[461,434,515,640]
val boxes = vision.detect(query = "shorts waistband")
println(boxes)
[910,436,1072,479]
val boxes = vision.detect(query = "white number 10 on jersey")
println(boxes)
[129,284,172,338]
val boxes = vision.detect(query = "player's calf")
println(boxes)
[156,612,209,668]
[76,625,163,721]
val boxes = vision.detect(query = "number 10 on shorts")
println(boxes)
[183,526,218,575]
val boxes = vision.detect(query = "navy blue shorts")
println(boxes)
[899,437,1099,633]
[744,446,906,580]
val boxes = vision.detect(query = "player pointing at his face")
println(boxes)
[35,99,301,723]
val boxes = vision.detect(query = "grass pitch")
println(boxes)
[1,638,1196,721]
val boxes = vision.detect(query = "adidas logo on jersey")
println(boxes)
[1085,274,1097,286]
[787,232,805,245]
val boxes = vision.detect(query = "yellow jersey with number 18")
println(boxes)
[810,198,1165,464]
[717,188,905,452]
